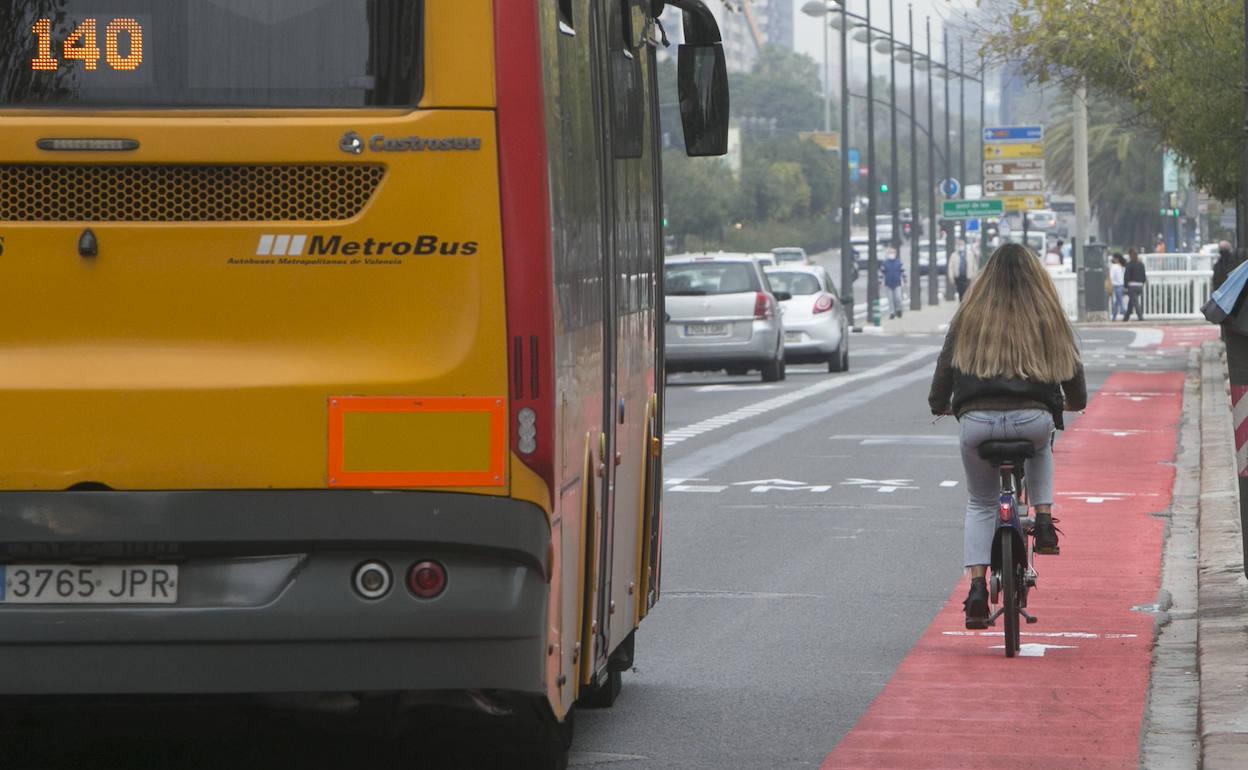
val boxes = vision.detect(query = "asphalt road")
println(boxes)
[0,327,1172,770]
[573,326,1167,769]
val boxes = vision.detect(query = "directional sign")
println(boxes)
[984,143,1044,160]
[939,178,960,198]
[1000,195,1046,213]
[942,199,1004,219]
[983,159,1045,178]
[984,178,1045,194]
[983,125,1044,143]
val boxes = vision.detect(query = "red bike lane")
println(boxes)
[820,346,1196,769]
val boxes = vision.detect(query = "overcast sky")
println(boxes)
[793,0,981,66]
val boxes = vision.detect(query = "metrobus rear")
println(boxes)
[0,0,551,700]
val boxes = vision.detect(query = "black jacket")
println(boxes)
[929,329,1088,430]
[1124,260,1147,285]
[1213,250,1242,292]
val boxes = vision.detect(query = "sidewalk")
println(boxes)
[860,297,960,335]
[1192,342,1248,768]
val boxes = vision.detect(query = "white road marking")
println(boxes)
[1128,328,1165,348]
[668,485,728,493]
[665,590,823,600]
[943,630,1138,639]
[662,347,938,448]
[693,384,782,393]
[940,480,959,488]
[989,643,1078,657]
[842,478,918,493]
[830,434,958,447]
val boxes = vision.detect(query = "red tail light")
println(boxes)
[999,502,1012,522]
[813,294,835,314]
[753,292,774,320]
[408,560,448,599]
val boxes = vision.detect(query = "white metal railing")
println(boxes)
[1143,270,1212,319]
[1046,266,1078,321]
[1047,266,1210,320]
[1141,253,1213,272]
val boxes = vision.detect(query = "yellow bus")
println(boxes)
[0,0,726,762]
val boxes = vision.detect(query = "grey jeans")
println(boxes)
[887,285,904,317]
[959,409,1055,567]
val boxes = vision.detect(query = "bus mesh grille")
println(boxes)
[0,164,386,222]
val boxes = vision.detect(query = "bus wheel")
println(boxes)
[578,669,622,709]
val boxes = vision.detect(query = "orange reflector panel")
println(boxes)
[328,397,506,488]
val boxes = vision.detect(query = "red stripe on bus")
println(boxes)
[495,0,554,492]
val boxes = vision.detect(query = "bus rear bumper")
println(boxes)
[0,491,550,696]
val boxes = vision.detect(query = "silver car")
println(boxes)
[665,254,788,382]
[771,247,810,266]
[766,265,850,373]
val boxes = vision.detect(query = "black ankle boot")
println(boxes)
[1034,513,1061,555]
[964,578,989,630]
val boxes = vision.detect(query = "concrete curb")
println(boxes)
[1139,348,1200,769]
[1197,341,1248,768]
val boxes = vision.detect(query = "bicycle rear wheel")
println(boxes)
[1000,535,1019,658]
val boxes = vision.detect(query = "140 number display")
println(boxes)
[31,18,144,73]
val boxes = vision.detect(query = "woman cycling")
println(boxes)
[928,243,1087,629]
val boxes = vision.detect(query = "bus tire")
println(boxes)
[577,669,622,709]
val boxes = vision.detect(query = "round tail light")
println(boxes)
[352,561,393,600]
[408,560,448,599]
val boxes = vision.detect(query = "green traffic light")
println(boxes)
[880,183,889,194]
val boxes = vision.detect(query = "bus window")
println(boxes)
[609,0,644,159]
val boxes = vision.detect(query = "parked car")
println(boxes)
[771,247,811,266]
[765,265,850,373]
[917,240,950,276]
[664,254,788,382]
[750,252,777,268]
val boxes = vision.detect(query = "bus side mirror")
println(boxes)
[677,43,729,157]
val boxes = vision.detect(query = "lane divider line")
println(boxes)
[664,347,939,449]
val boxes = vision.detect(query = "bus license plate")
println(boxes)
[0,565,178,605]
[686,323,728,336]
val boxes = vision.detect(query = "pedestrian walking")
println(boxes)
[1154,234,1166,253]
[946,239,976,301]
[1109,253,1126,321]
[1054,239,1065,267]
[1212,240,1242,292]
[1123,247,1147,321]
[881,247,905,319]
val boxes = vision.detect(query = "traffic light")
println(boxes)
[902,221,912,239]
[879,182,889,194]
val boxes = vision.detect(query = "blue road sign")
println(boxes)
[983,125,1044,143]
[939,178,960,198]
[966,219,980,232]
[848,148,860,179]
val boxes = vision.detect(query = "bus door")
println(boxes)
[586,0,620,683]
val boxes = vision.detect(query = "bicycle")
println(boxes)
[977,439,1040,658]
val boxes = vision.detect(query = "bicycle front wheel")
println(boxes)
[1001,534,1019,658]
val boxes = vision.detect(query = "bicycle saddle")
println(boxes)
[978,440,1035,463]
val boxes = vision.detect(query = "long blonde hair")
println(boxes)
[951,243,1080,382]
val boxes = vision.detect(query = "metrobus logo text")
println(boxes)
[256,234,478,257]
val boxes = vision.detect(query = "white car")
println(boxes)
[771,247,810,266]
[765,265,850,373]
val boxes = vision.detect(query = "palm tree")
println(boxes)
[1045,93,1164,247]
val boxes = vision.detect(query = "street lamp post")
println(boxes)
[943,32,955,300]
[864,4,880,325]
[907,5,920,310]
[926,17,938,306]
[980,54,988,265]
[888,0,900,271]
[802,1,855,322]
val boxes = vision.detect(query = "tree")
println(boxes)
[1043,93,1164,246]
[979,0,1243,199]
[731,45,824,133]
[662,150,736,241]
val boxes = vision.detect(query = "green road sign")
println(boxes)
[942,199,1005,220]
